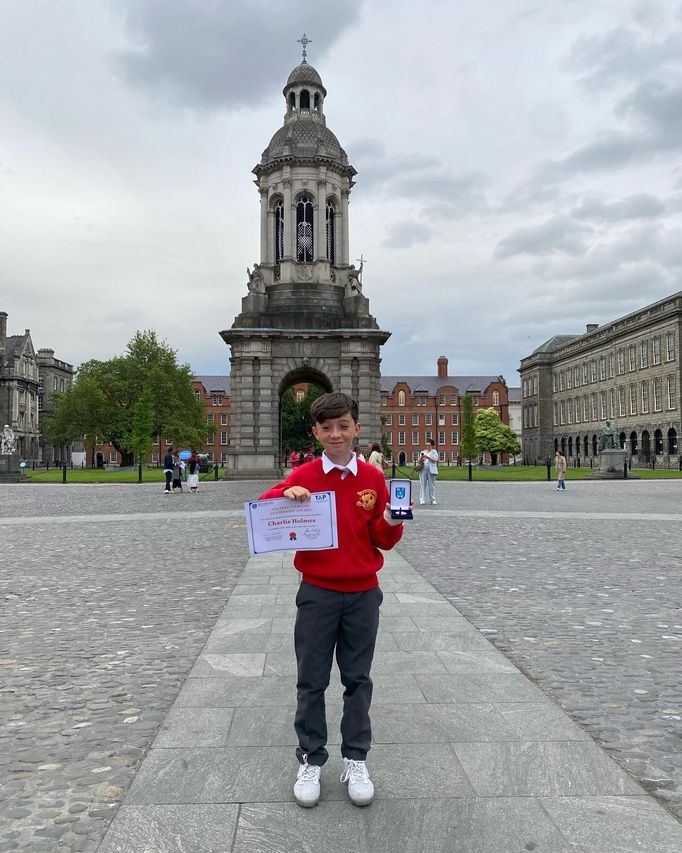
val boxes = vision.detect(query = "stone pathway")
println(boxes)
[98,550,682,853]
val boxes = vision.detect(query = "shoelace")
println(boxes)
[298,763,320,782]
[340,760,369,785]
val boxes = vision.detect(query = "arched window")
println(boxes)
[668,428,678,455]
[300,89,310,109]
[296,196,314,262]
[619,431,626,449]
[314,92,320,111]
[568,437,573,457]
[654,429,663,455]
[398,391,406,406]
[641,430,651,462]
[583,436,588,457]
[554,437,558,453]
[630,431,638,455]
[398,452,406,466]
[288,92,296,110]
[274,200,284,263]
[575,435,581,456]
[592,434,598,456]
[561,437,566,455]
[326,201,335,264]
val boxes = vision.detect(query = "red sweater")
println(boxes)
[260,458,403,592]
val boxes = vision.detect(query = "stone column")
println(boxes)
[317,179,327,261]
[340,189,350,265]
[259,188,268,264]
[283,179,293,259]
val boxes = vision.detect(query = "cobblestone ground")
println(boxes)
[1,479,681,850]
[398,479,682,822]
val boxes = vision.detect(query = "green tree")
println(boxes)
[380,415,391,459]
[460,394,477,462]
[280,384,325,457]
[474,407,520,463]
[127,386,155,465]
[42,330,208,466]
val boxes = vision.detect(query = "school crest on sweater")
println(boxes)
[356,489,377,511]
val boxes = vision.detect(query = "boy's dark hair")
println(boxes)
[310,392,358,424]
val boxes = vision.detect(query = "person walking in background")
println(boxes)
[555,450,567,491]
[172,453,184,492]
[289,449,301,470]
[367,442,387,473]
[187,451,200,493]
[303,446,315,465]
[418,439,439,505]
[163,448,174,494]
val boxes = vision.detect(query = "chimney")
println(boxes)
[0,312,7,343]
[437,355,448,380]
[586,323,599,333]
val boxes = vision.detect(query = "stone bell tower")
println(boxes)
[221,37,390,477]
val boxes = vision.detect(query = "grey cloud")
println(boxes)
[618,80,682,144]
[572,193,665,221]
[114,0,362,111]
[382,221,434,249]
[495,216,592,259]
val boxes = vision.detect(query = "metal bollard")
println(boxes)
[62,464,67,484]
[468,459,472,481]
[214,464,219,480]
[391,461,396,478]
[138,462,143,484]
[623,459,627,479]
[546,461,551,481]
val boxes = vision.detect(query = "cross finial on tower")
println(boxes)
[297,32,312,63]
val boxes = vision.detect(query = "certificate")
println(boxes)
[245,492,338,555]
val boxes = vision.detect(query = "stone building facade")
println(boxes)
[220,54,389,478]
[380,356,511,465]
[519,292,681,467]
[36,347,75,464]
[0,311,40,459]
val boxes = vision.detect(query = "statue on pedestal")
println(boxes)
[246,264,266,294]
[1,424,17,455]
[597,420,618,452]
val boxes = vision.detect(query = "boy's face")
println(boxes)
[312,411,361,464]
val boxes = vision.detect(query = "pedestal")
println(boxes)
[595,448,627,479]
[0,453,22,482]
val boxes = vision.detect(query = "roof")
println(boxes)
[507,386,521,403]
[194,375,231,395]
[381,375,504,395]
[285,62,324,89]
[261,119,346,165]
[1,333,32,368]
[532,335,580,354]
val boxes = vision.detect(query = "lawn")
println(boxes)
[23,467,219,484]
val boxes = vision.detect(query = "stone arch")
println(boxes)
[277,366,333,466]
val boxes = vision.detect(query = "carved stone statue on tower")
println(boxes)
[1,424,16,455]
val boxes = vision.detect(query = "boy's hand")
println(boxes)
[284,486,311,501]
[383,502,413,526]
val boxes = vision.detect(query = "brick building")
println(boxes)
[380,356,511,465]
[519,292,681,467]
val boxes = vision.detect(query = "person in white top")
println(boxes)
[418,439,439,505]
[367,442,386,473]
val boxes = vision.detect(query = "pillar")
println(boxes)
[283,178,293,259]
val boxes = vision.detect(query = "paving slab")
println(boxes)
[99,548,682,852]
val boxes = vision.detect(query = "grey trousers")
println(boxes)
[294,581,383,766]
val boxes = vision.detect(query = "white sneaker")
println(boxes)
[340,758,374,806]
[294,758,321,807]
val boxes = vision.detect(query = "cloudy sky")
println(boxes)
[3,0,682,386]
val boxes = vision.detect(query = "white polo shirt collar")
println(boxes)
[321,451,358,479]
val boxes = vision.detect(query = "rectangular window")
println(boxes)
[653,379,662,412]
[381,395,387,406]
[385,432,392,444]
[560,401,565,424]
[451,413,458,425]
[451,431,459,444]
[618,387,626,417]
[629,385,637,415]
[438,431,445,445]
[438,451,445,462]
[617,350,625,374]
[591,394,598,420]
[384,414,392,425]
[412,452,420,463]
[582,364,588,384]
[438,394,445,405]
[583,396,589,421]
[559,371,565,391]
[220,414,228,425]
[451,450,458,461]
[221,451,228,464]
[412,431,419,445]
[398,431,406,445]
[534,406,539,427]
[412,413,419,426]
[523,408,529,428]
[419,395,427,406]
[628,347,636,371]
[553,403,558,426]
[575,400,581,423]
[666,332,675,361]
[608,354,614,378]
[566,370,572,390]
[220,431,228,445]
[667,376,677,409]
[450,394,457,405]
[609,389,615,418]
[599,357,606,380]
[425,430,433,442]
[574,367,580,387]
[600,391,607,419]
[567,400,573,424]
[474,397,479,406]
[151,452,159,464]
[205,435,213,445]
[492,391,500,405]
[212,395,223,406]
[552,374,557,392]
[109,451,118,464]
[425,414,433,426]
[653,337,661,365]
[590,361,597,382]
[207,413,214,423]
[641,381,649,413]
[153,435,159,445]
[640,342,648,369]
[206,451,214,462]
[398,414,406,426]
[438,413,445,426]
[522,380,527,398]
[194,390,200,399]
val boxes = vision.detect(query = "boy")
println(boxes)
[260,392,405,808]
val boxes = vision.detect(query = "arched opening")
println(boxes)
[398,451,406,466]
[274,199,284,263]
[619,431,626,449]
[288,92,296,110]
[583,436,588,457]
[326,200,336,264]
[296,195,314,262]
[553,437,558,453]
[300,89,310,109]
[278,368,333,468]
[668,428,678,455]
[96,451,104,468]
[398,390,406,406]
[560,437,566,455]
[314,92,320,111]
[592,434,598,456]
[630,431,638,455]
[654,429,663,455]
[641,430,651,462]
[568,437,573,457]
[575,435,581,456]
